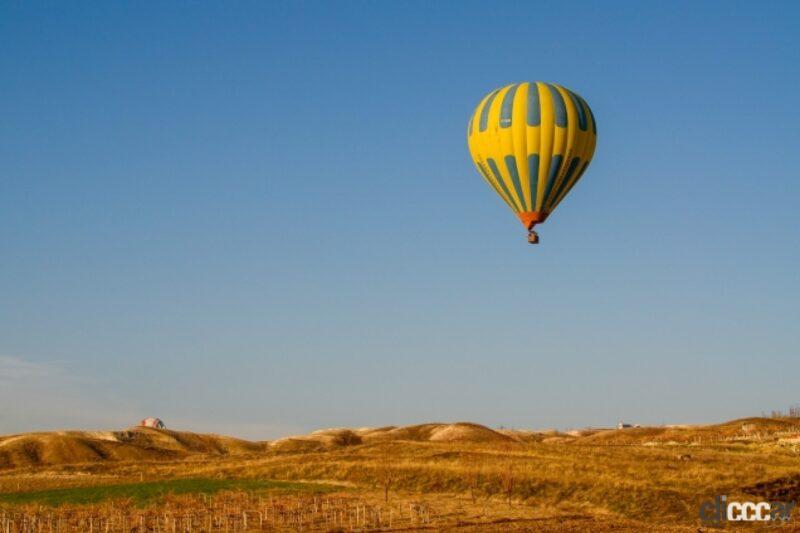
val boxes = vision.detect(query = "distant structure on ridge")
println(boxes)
[139,417,166,429]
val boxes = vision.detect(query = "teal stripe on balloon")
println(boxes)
[487,158,521,211]
[553,161,589,208]
[540,155,563,208]
[527,83,541,126]
[479,89,501,132]
[528,154,540,208]
[579,95,596,134]
[548,157,581,208]
[500,84,519,128]
[546,84,567,127]
[567,91,587,131]
[476,162,510,206]
[504,155,526,210]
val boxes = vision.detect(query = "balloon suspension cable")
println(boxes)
[527,225,540,245]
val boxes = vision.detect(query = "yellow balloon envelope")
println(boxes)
[467,82,597,243]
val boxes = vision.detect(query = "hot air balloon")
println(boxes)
[139,417,166,429]
[467,82,597,244]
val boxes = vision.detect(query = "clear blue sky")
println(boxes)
[1,2,799,439]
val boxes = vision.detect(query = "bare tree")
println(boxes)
[500,459,515,507]
[498,443,516,507]
[375,444,397,503]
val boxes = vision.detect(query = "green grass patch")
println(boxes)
[0,478,338,507]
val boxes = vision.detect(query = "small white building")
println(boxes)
[139,417,166,429]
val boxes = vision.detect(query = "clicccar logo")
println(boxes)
[699,495,795,524]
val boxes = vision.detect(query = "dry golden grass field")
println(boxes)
[3,418,800,531]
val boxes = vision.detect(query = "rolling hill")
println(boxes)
[3,417,799,469]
